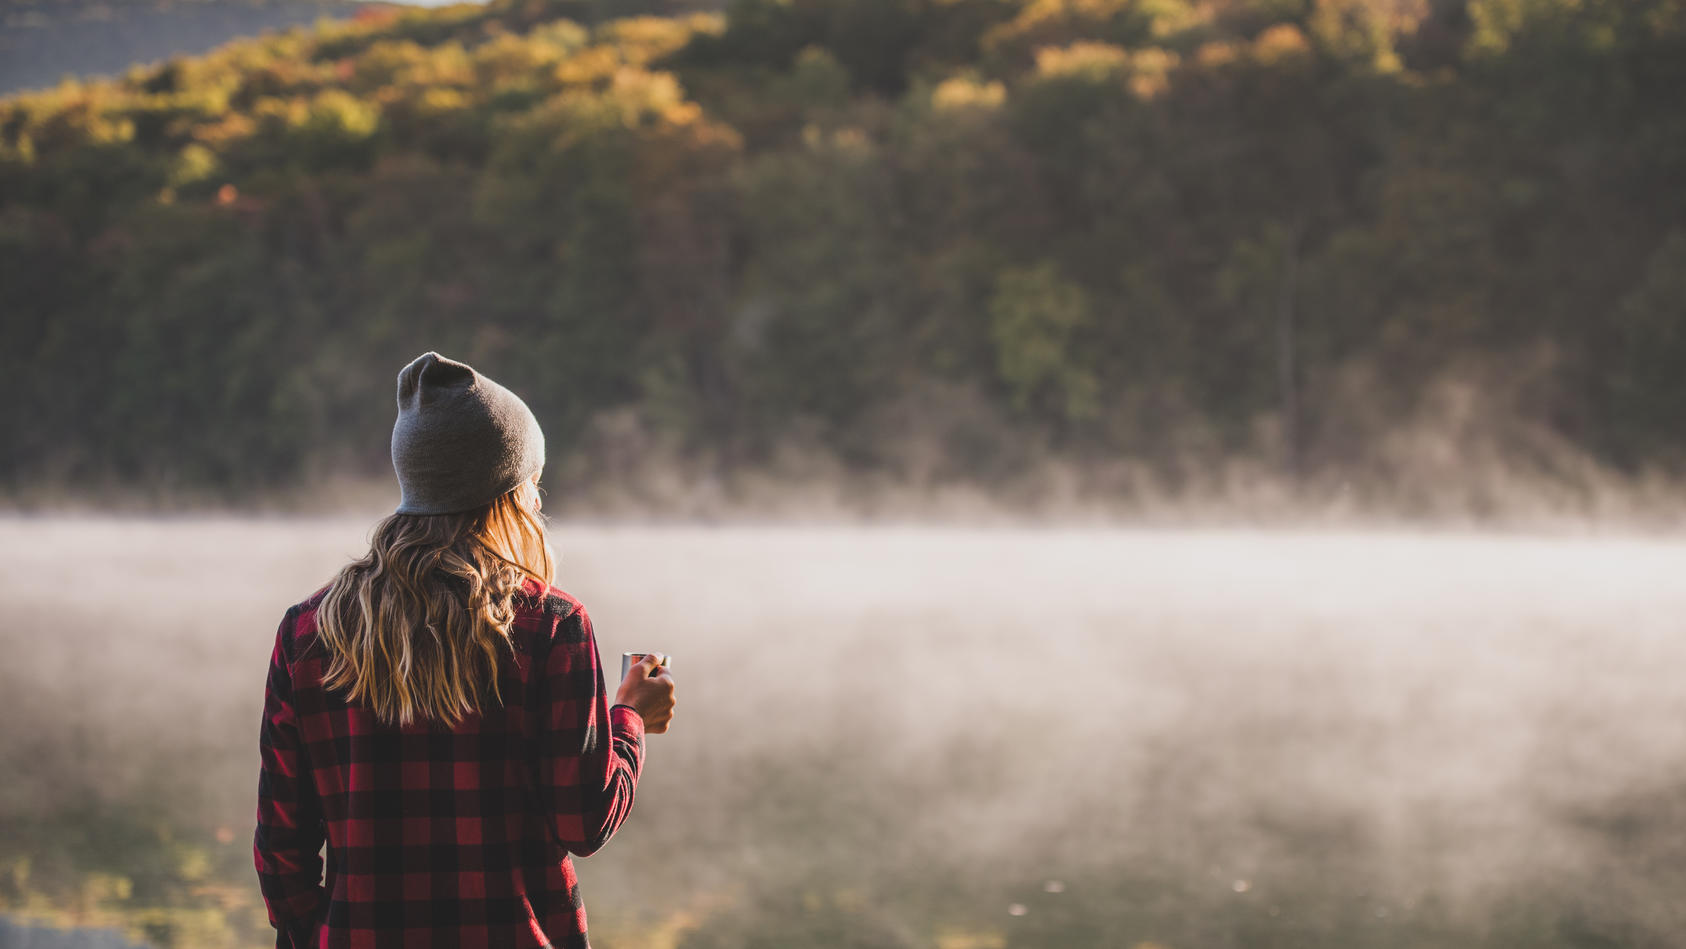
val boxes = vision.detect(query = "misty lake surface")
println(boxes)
[3,517,1684,948]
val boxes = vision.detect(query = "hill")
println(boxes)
[0,0,378,96]
[1,0,1683,517]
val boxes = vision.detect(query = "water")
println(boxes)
[0,918,148,949]
[2,518,1683,947]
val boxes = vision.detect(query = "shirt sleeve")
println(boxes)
[253,609,326,946]
[537,603,645,857]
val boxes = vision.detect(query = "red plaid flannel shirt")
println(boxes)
[254,576,645,949]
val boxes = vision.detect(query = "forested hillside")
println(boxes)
[2,0,1683,515]
[0,0,372,95]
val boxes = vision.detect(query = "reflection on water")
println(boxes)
[0,918,148,949]
[2,518,1684,947]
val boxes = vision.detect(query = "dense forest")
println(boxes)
[0,0,372,96]
[2,0,1683,516]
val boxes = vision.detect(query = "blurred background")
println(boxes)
[2,0,1685,947]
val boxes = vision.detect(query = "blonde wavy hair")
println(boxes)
[315,481,555,727]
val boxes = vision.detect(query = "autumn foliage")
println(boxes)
[2,0,1683,512]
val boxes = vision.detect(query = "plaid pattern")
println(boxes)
[254,575,645,949]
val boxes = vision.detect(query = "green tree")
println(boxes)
[988,260,1099,423]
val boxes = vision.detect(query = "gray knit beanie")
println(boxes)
[391,352,545,515]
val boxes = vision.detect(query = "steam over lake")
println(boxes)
[2,518,1683,948]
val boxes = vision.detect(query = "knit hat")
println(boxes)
[391,352,545,515]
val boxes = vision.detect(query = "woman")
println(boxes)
[254,351,676,949]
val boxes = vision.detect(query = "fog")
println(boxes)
[2,517,1684,947]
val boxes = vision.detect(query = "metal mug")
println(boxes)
[621,652,672,681]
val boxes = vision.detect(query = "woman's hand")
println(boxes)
[615,653,676,733]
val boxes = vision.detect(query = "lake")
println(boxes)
[2,518,1682,948]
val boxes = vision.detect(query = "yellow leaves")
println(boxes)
[549,14,721,87]
[1194,40,1242,68]
[607,68,688,125]
[529,19,592,53]
[991,0,1134,46]
[190,112,256,148]
[305,89,380,140]
[1308,0,1427,72]
[1468,0,1653,58]
[0,0,727,176]
[168,144,219,188]
[10,93,134,150]
[932,76,1007,111]
[75,108,136,146]
[596,16,701,64]
[359,39,474,90]
[1139,0,1209,38]
[473,31,571,88]
[693,116,748,164]
[589,67,732,145]
[1031,42,1178,99]
[517,65,716,153]
[680,10,729,39]
[354,39,433,88]
[1034,40,1129,80]
[991,0,1086,41]
[417,88,470,116]
[1125,47,1179,98]
[985,0,1203,63]
[556,45,624,85]
[1252,23,1313,65]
